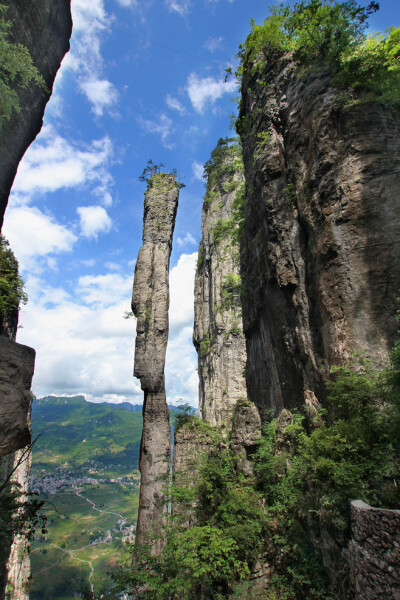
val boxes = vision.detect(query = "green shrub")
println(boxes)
[0,4,47,123]
[234,1,399,108]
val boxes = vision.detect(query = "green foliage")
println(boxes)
[199,333,211,357]
[252,351,400,599]
[105,447,265,600]
[0,447,47,563]
[0,234,27,335]
[241,0,379,69]
[203,138,243,213]
[139,159,165,183]
[220,273,242,310]
[332,25,400,107]
[0,4,47,123]
[234,1,400,108]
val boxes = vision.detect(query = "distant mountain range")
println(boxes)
[31,395,186,476]
[31,395,143,474]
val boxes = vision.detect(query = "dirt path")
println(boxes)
[75,490,127,526]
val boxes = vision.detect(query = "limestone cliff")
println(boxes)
[191,139,261,480]
[0,0,72,228]
[132,173,179,554]
[237,52,400,418]
[193,140,248,431]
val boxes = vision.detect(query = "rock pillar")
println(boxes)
[132,173,179,554]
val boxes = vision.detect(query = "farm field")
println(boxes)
[30,480,139,599]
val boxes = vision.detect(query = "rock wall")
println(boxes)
[0,338,35,458]
[0,0,72,228]
[3,449,32,600]
[132,173,179,555]
[349,500,400,600]
[238,53,400,418]
[193,140,249,431]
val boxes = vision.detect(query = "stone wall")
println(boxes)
[349,500,400,600]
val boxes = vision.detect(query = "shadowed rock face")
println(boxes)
[0,338,35,458]
[0,0,72,229]
[238,53,400,418]
[132,174,179,554]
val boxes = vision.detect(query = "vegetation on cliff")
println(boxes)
[0,4,47,124]
[230,0,400,109]
[97,336,400,599]
[0,234,26,339]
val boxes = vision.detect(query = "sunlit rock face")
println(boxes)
[238,52,400,418]
[132,174,179,555]
[0,0,72,228]
[190,140,261,475]
[193,141,249,432]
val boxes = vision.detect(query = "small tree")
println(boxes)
[138,159,165,183]
[0,4,48,124]
[0,234,27,340]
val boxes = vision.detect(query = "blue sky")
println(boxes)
[3,0,399,407]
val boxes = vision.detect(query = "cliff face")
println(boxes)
[192,140,261,475]
[0,338,35,458]
[238,53,400,417]
[132,174,179,555]
[0,0,72,228]
[193,140,248,431]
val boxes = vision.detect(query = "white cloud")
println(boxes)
[116,0,139,7]
[60,0,119,117]
[17,273,140,404]
[165,0,191,16]
[187,72,236,114]
[203,36,223,52]
[16,253,199,407]
[77,272,131,306]
[2,206,77,273]
[166,94,186,115]
[138,114,175,149]
[177,232,196,247]
[11,126,113,204]
[166,252,198,407]
[79,79,119,117]
[192,160,205,181]
[77,206,112,239]
[105,261,122,271]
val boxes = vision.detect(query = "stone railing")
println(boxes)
[349,499,400,600]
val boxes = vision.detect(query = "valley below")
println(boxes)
[28,396,143,599]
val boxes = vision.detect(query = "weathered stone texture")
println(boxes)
[193,142,250,432]
[0,0,72,229]
[172,423,215,527]
[238,53,400,417]
[4,448,32,600]
[349,500,400,600]
[132,174,179,554]
[0,337,35,457]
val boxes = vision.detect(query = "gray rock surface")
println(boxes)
[193,141,250,432]
[0,337,35,458]
[0,0,72,228]
[238,52,400,417]
[3,448,32,600]
[132,174,179,554]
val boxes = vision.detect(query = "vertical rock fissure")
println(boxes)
[132,173,179,555]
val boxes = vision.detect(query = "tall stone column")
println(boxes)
[132,173,179,555]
